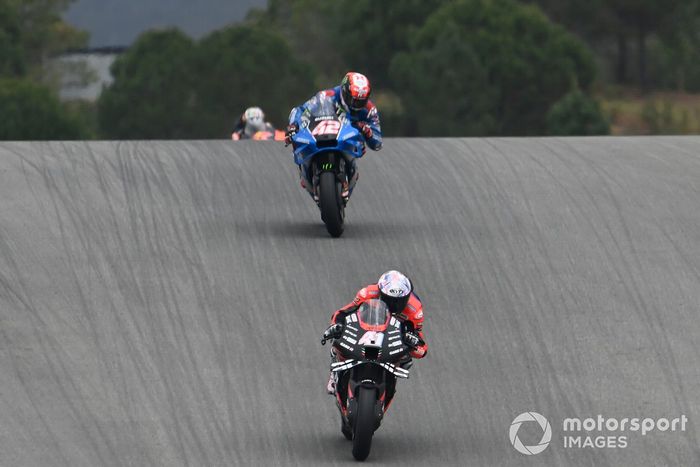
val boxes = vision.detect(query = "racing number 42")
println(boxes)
[311,120,341,136]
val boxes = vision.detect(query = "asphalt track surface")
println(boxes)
[0,138,699,466]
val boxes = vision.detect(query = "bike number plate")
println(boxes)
[311,120,341,136]
[358,331,384,348]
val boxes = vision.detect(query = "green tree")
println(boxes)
[391,0,597,136]
[246,0,344,86]
[193,24,316,136]
[546,90,609,135]
[0,1,25,76]
[605,0,685,92]
[334,0,444,88]
[651,1,700,92]
[391,26,497,136]
[248,0,445,88]
[0,78,85,140]
[528,0,693,91]
[0,0,88,80]
[97,29,199,139]
[14,0,87,58]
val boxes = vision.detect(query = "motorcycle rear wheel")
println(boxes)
[319,171,344,237]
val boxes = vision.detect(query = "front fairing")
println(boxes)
[293,123,364,165]
[292,102,365,165]
[332,300,411,378]
[331,359,410,379]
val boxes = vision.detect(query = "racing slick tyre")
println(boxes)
[352,387,376,461]
[319,171,344,237]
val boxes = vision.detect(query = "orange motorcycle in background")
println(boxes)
[231,129,286,141]
[253,129,286,141]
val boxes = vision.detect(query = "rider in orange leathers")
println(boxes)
[231,107,284,140]
[323,270,427,395]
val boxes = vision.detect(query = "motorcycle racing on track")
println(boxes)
[321,271,427,461]
[286,72,383,237]
[322,299,415,461]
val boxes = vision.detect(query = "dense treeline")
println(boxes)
[527,0,700,92]
[0,0,88,140]
[4,0,700,139]
[390,0,599,136]
[98,26,315,139]
[100,0,615,138]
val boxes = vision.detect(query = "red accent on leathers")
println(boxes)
[331,284,428,359]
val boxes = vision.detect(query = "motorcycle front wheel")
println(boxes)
[351,387,376,461]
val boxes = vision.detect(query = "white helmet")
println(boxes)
[243,107,266,134]
[377,270,412,314]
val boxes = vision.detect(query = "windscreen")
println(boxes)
[304,94,344,139]
[305,93,339,119]
[359,299,390,326]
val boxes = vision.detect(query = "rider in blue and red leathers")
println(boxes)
[285,72,382,201]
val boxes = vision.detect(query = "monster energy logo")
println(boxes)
[321,163,333,170]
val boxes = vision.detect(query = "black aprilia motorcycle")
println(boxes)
[322,299,413,461]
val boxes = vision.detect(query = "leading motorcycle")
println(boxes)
[291,94,365,237]
[321,299,413,461]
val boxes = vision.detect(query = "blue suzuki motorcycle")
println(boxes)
[291,95,365,237]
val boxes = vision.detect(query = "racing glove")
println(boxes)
[403,331,422,349]
[284,123,299,146]
[321,323,343,344]
[355,121,373,140]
